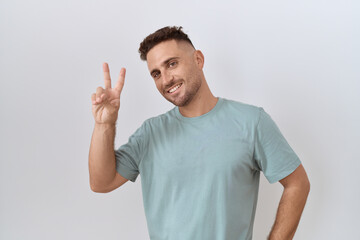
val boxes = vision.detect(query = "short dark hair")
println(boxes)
[138,26,195,61]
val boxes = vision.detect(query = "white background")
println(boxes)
[1,0,359,239]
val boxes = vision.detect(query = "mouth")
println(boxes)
[167,83,183,94]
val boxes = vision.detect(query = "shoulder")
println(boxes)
[141,107,177,129]
[220,97,263,122]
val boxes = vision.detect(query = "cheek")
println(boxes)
[155,82,164,93]
[182,65,195,78]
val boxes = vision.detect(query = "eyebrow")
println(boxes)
[150,57,180,76]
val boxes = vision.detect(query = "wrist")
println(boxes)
[94,122,116,130]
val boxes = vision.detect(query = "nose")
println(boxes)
[162,70,174,86]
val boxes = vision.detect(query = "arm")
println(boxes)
[89,123,128,192]
[88,63,128,193]
[267,164,310,240]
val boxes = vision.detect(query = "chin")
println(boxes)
[162,82,200,107]
[169,94,194,107]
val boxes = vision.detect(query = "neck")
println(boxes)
[178,79,218,118]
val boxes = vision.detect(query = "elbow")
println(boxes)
[90,184,101,193]
[90,184,110,193]
[89,180,111,193]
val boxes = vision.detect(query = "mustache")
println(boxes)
[164,80,182,90]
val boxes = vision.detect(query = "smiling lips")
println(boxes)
[167,83,183,94]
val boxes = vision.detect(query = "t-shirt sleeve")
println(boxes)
[253,107,301,184]
[114,121,147,183]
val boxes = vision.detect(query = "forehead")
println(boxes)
[146,40,192,71]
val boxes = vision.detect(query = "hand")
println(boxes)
[91,62,126,125]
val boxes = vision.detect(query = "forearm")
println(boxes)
[267,185,310,240]
[88,123,117,191]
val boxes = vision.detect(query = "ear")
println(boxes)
[193,50,205,69]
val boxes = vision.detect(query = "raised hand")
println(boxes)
[91,63,126,125]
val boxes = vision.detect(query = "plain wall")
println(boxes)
[0,0,359,239]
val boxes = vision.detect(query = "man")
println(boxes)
[89,26,310,240]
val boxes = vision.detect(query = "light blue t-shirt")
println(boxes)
[115,97,301,240]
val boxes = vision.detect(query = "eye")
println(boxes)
[168,61,177,68]
[152,71,160,79]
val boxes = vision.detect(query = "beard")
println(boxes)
[164,76,202,107]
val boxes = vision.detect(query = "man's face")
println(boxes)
[146,39,203,107]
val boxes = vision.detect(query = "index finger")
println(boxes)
[103,62,111,89]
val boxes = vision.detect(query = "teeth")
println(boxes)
[169,83,181,93]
